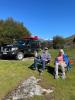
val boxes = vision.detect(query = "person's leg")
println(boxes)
[46,60,50,64]
[60,63,67,79]
[34,58,39,70]
[41,60,46,71]
[55,63,59,79]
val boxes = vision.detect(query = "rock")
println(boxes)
[42,89,54,95]
[5,76,54,100]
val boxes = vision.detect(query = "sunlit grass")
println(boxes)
[0,49,75,100]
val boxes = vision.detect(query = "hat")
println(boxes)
[44,47,48,50]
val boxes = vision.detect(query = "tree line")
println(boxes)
[0,17,74,49]
[41,35,75,49]
[0,17,31,44]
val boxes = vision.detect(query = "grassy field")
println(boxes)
[0,49,75,100]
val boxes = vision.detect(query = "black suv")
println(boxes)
[0,38,40,60]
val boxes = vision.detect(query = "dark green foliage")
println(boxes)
[40,40,53,49]
[53,36,65,49]
[0,17,31,44]
[73,37,75,43]
[72,37,75,48]
[41,40,47,49]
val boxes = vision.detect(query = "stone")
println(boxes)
[5,76,54,100]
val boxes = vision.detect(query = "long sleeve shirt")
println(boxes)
[41,52,51,61]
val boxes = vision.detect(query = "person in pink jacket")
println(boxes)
[54,49,67,79]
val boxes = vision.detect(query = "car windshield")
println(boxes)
[15,40,30,46]
[15,40,25,45]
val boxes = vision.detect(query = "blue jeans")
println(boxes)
[34,57,50,70]
[41,60,50,70]
[34,57,41,69]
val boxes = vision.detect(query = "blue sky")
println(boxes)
[0,0,75,40]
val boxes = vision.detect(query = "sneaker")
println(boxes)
[61,75,66,79]
[33,67,38,70]
[39,69,44,72]
[54,75,59,79]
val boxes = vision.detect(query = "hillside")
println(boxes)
[65,34,75,44]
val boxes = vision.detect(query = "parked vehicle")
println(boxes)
[0,36,41,60]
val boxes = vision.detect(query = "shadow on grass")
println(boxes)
[0,54,34,60]
[28,63,43,71]
[46,65,54,76]
[28,63,55,77]
[28,63,45,77]
[28,63,34,70]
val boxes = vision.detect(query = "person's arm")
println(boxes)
[34,51,38,57]
[46,53,51,61]
[41,53,44,60]
[54,57,58,65]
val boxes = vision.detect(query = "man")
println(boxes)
[34,47,51,71]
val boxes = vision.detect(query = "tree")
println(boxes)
[53,36,65,49]
[41,40,47,49]
[73,37,75,43]
[73,37,75,48]
[0,17,31,44]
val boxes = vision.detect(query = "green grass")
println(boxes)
[0,49,75,100]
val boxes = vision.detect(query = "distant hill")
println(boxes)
[64,34,75,48]
[65,34,75,43]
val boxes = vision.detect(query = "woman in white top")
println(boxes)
[54,49,67,79]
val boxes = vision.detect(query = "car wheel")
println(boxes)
[16,52,24,60]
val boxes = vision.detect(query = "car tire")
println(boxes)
[16,52,24,60]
